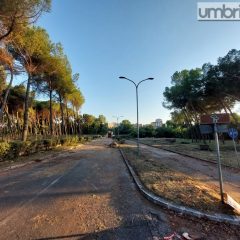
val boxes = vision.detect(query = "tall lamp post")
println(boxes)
[119,76,154,154]
[113,115,123,138]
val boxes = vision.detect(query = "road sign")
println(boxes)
[210,114,219,123]
[217,124,229,133]
[200,114,230,124]
[228,128,238,139]
[199,124,229,134]
[224,193,240,214]
[199,124,212,134]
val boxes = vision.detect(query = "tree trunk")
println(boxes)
[66,105,69,135]
[183,109,196,142]
[22,75,31,141]
[49,89,53,135]
[59,94,65,135]
[0,70,14,122]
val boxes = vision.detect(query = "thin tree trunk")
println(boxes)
[49,89,53,136]
[59,94,65,135]
[22,75,31,141]
[183,109,196,142]
[0,69,14,122]
[66,105,69,135]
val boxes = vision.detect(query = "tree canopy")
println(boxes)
[0,1,90,140]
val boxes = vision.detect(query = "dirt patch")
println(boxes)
[121,145,238,216]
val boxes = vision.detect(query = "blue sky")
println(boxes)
[18,0,240,124]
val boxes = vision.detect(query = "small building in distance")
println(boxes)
[151,119,163,128]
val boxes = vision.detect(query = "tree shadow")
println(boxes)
[34,216,155,240]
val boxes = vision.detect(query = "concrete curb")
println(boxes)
[119,148,240,226]
[135,141,240,171]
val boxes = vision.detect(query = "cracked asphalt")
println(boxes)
[0,138,239,240]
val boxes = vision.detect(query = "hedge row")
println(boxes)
[0,135,101,161]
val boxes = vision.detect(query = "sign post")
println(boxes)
[228,128,240,167]
[211,114,224,203]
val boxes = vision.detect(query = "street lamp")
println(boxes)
[113,115,124,138]
[119,76,154,154]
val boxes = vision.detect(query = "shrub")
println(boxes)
[43,139,52,150]
[0,141,10,160]
[70,136,79,144]
[155,127,176,138]
[60,137,68,146]
[0,135,92,161]
[78,136,85,143]
[9,141,30,159]
[30,140,43,152]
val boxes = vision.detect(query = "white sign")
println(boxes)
[224,193,240,214]
[210,114,219,123]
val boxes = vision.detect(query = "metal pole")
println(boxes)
[119,76,154,156]
[117,117,119,139]
[136,86,139,155]
[113,116,123,139]
[214,122,224,203]
[232,138,240,167]
[117,117,119,140]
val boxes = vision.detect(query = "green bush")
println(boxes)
[60,137,68,145]
[0,135,92,161]
[43,139,52,150]
[51,138,60,147]
[70,136,79,144]
[155,127,176,138]
[78,136,85,143]
[0,141,10,160]
[30,140,43,152]
[9,141,30,158]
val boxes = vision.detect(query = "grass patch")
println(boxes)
[121,145,238,216]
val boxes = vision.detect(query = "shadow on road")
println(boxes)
[34,216,155,240]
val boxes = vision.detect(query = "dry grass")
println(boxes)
[121,145,237,215]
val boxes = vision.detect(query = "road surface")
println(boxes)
[0,138,239,240]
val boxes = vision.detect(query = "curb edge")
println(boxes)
[119,148,240,226]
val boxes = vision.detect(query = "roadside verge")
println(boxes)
[119,148,240,226]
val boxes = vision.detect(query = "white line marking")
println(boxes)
[0,175,62,227]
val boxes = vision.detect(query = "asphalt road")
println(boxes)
[0,138,239,240]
